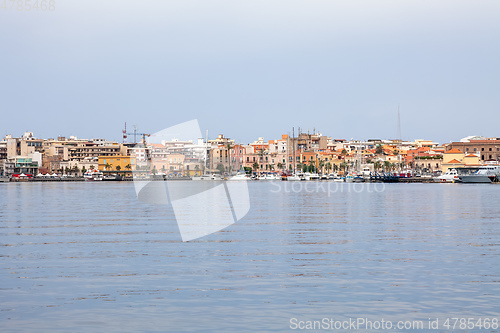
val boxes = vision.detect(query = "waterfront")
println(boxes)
[1,182,499,332]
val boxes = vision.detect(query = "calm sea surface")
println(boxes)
[1,182,499,332]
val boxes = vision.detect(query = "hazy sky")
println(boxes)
[1,0,499,144]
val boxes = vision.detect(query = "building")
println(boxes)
[446,140,500,162]
[2,156,39,177]
[98,155,135,174]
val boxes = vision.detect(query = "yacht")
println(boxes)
[320,174,328,180]
[433,169,460,183]
[258,173,280,180]
[287,174,301,181]
[459,166,500,183]
[227,172,249,181]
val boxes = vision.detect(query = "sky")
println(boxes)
[1,0,499,145]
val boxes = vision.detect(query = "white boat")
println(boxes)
[84,170,103,181]
[320,174,328,180]
[459,166,500,183]
[287,174,301,181]
[192,174,212,181]
[433,169,460,183]
[309,173,320,180]
[227,172,249,181]
[258,173,280,180]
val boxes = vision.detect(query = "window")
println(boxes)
[466,148,469,151]
[489,148,492,151]
[103,159,106,164]
[482,148,484,151]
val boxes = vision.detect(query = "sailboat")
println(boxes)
[192,130,214,180]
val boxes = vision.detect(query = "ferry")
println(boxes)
[84,169,103,181]
[459,166,500,183]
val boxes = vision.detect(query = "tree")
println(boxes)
[81,167,87,175]
[318,160,325,174]
[277,162,283,170]
[105,163,112,171]
[216,163,225,174]
[375,145,383,155]
[374,161,381,172]
[90,165,95,170]
[252,162,259,174]
[116,165,121,172]
[244,166,252,174]
[340,162,348,174]
[341,149,348,156]
[65,166,70,175]
[308,160,315,173]
[325,162,332,174]
[383,161,391,171]
[72,165,79,176]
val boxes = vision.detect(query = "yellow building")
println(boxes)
[441,148,465,172]
[98,155,135,173]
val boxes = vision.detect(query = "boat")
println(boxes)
[433,169,460,183]
[84,169,103,181]
[459,166,500,183]
[258,173,280,180]
[103,174,123,181]
[309,173,320,180]
[320,174,328,180]
[287,174,301,181]
[227,172,249,181]
[344,173,354,183]
[353,175,365,183]
[0,176,10,182]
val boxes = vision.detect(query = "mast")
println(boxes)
[292,127,296,173]
[398,104,402,170]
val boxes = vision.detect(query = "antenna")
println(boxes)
[397,104,402,143]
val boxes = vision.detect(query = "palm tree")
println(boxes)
[318,160,325,174]
[105,163,112,171]
[65,166,70,175]
[116,165,121,172]
[325,162,332,174]
[374,161,381,172]
[340,162,348,175]
[81,166,87,175]
[277,162,283,171]
[72,165,79,176]
[226,143,233,174]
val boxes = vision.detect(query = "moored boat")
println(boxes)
[433,169,460,183]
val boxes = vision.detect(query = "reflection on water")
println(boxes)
[0,182,499,332]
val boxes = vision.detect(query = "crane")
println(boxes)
[122,122,150,145]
